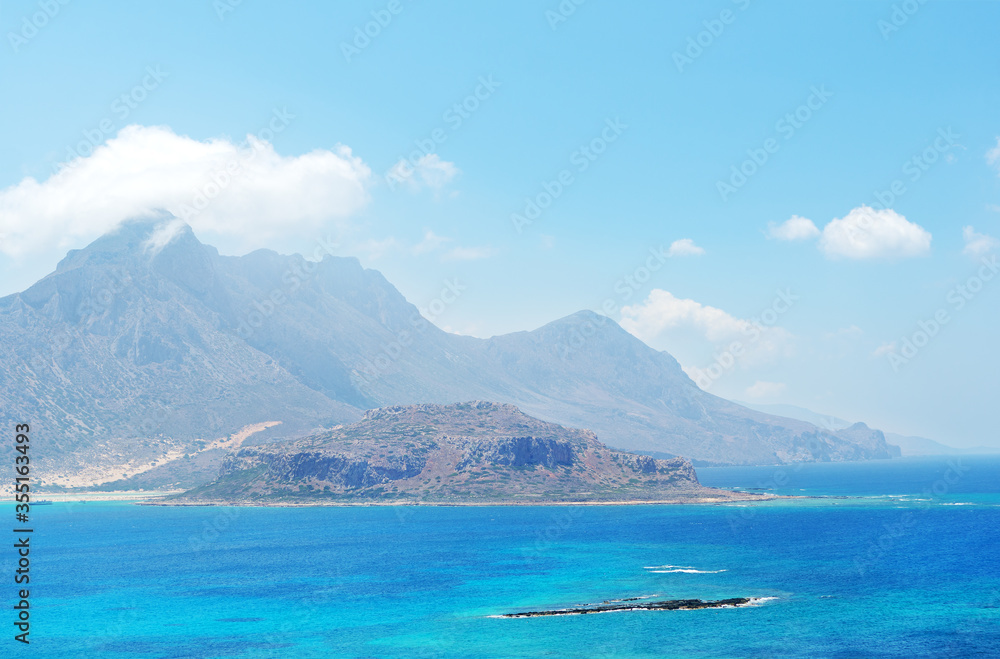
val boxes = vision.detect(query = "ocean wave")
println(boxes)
[644,564,726,574]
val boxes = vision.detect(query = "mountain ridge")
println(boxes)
[0,217,899,488]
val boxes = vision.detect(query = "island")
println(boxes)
[164,401,771,505]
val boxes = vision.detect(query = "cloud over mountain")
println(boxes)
[0,124,371,257]
[618,288,793,367]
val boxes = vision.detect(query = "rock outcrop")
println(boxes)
[177,401,747,504]
[498,597,760,618]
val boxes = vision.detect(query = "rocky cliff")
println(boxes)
[176,401,727,504]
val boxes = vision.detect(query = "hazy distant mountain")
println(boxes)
[0,218,898,487]
[174,401,749,504]
[734,402,852,431]
[882,432,1000,457]
[737,402,1000,456]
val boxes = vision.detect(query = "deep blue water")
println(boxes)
[7,456,1000,657]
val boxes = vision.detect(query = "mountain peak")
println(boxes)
[55,215,199,272]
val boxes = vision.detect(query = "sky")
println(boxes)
[1,0,998,447]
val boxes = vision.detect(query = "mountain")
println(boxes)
[736,402,1000,456]
[734,402,852,431]
[0,218,899,488]
[171,401,747,504]
[883,433,1000,457]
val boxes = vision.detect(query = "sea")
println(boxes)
[8,455,1000,658]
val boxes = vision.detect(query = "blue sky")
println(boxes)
[1,0,999,447]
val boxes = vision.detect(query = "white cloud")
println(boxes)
[987,138,1000,167]
[412,229,451,255]
[872,341,897,358]
[0,125,371,258]
[619,289,792,363]
[824,325,863,340]
[962,225,999,257]
[408,228,492,262]
[621,290,750,343]
[387,153,459,192]
[667,238,705,257]
[355,236,400,260]
[142,217,188,255]
[767,215,820,241]
[443,246,494,261]
[821,325,864,359]
[745,380,786,399]
[819,205,931,260]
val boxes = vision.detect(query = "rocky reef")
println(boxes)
[497,597,758,617]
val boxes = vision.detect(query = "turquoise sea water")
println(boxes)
[8,455,1000,657]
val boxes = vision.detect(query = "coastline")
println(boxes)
[139,491,783,507]
[25,490,186,502]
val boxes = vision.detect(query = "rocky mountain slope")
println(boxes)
[173,402,742,504]
[0,217,899,487]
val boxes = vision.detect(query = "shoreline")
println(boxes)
[20,490,186,502]
[139,492,783,507]
[11,491,956,508]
